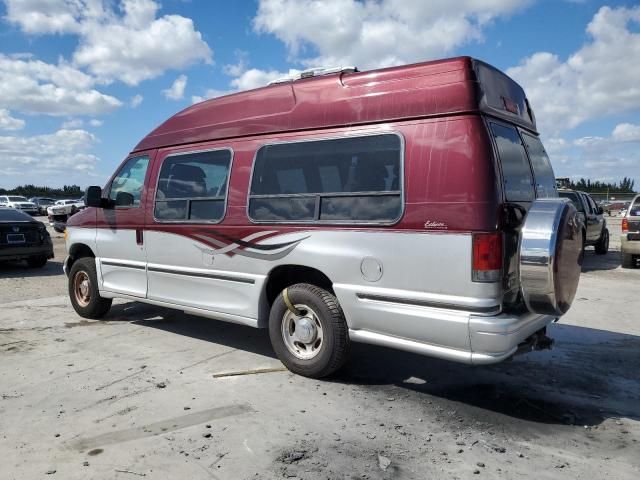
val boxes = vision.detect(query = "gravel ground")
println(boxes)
[0,216,638,479]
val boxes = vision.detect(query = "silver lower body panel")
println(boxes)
[349,309,556,365]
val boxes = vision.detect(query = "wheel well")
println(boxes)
[68,243,95,270]
[259,265,334,327]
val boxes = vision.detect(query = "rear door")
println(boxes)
[488,122,536,303]
[95,154,152,298]
[520,132,557,199]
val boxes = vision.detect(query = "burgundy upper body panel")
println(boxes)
[140,116,499,235]
[133,57,521,152]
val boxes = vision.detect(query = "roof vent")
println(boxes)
[268,66,358,85]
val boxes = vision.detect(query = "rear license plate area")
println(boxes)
[628,233,640,241]
[7,233,26,244]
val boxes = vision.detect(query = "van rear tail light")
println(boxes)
[472,232,503,282]
[622,218,629,233]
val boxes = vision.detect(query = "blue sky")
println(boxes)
[0,0,638,189]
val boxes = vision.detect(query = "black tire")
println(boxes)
[269,283,350,378]
[595,228,609,255]
[68,257,112,319]
[622,253,635,269]
[26,256,48,268]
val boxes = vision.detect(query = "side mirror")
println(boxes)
[597,206,604,215]
[85,186,103,208]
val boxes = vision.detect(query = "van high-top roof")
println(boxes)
[133,56,536,152]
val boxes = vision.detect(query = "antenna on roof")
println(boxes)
[268,66,358,85]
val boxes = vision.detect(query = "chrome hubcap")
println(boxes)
[73,271,91,307]
[281,304,323,360]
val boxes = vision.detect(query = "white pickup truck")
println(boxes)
[47,199,85,232]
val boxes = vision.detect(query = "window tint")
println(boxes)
[0,208,33,221]
[154,149,231,222]
[249,134,402,223]
[109,156,149,207]
[521,133,557,198]
[586,195,598,213]
[490,123,534,202]
[631,197,640,216]
[581,194,593,214]
[558,192,584,212]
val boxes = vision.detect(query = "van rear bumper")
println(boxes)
[469,311,556,364]
[621,234,640,254]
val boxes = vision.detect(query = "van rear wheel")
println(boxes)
[68,257,112,319]
[269,283,350,378]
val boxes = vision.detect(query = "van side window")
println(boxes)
[521,133,557,198]
[490,123,534,202]
[109,156,150,207]
[154,149,232,222]
[248,134,402,223]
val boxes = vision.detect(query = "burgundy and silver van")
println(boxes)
[64,57,582,378]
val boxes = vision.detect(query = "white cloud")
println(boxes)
[0,109,25,131]
[0,54,122,116]
[223,50,249,77]
[62,118,84,129]
[130,94,143,107]
[549,123,640,183]
[73,0,212,85]
[163,74,187,100]
[507,6,640,135]
[612,123,640,143]
[89,119,103,127]
[191,67,302,103]
[253,0,531,69]
[4,0,83,34]
[0,128,101,187]
[6,0,213,86]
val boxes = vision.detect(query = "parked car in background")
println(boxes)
[65,56,583,379]
[558,189,609,254]
[0,195,38,215]
[621,194,640,268]
[0,208,53,267]
[47,199,85,232]
[28,197,56,215]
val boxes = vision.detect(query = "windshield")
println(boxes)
[8,196,28,202]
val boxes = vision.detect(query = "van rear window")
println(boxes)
[249,134,402,223]
[490,123,534,202]
[521,133,557,198]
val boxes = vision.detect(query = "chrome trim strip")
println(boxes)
[245,130,406,226]
[152,147,234,225]
[98,291,259,329]
[147,265,255,284]
[356,293,500,314]
[349,329,473,364]
[101,260,146,270]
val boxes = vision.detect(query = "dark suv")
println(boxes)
[558,189,609,255]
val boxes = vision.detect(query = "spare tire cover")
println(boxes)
[520,198,582,316]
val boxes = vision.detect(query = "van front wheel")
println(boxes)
[269,283,350,378]
[68,257,112,319]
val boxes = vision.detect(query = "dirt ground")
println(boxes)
[1,216,638,479]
